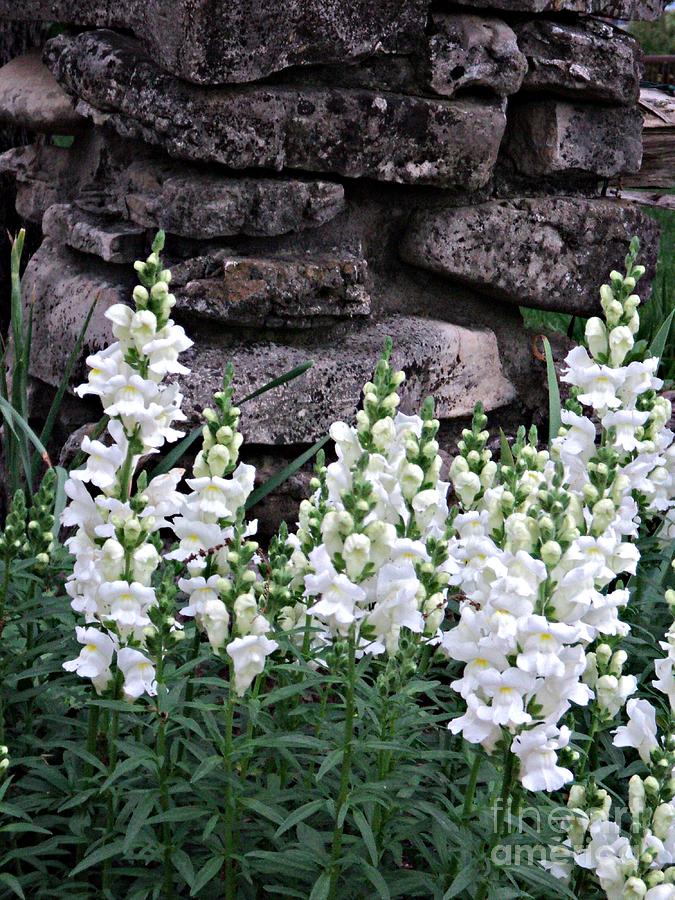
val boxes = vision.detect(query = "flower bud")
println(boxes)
[653,803,675,840]
[540,540,562,566]
[585,317,608,359]
[628,775,646,817]
[609,650,627,676]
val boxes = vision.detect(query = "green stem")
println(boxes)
[84,703,100,781]
[117,439,136,501]
[101,676,122,895]
[372,693,393,858]
[327,626,357,900]
[239,674,262,780]
[176,627,201,767]
[462,751,482,819]
[223,668,237,900]
[155,652,174,898]
[576,711,600,782]
[476,745,516,900]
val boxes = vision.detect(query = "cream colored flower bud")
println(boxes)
[596,644,613,667]
[628,775,646,817]
[585,316,608,359]
[652,803,675,840]
[568,784,586,809]
[609,650,627,676]
[609,325,634,366]
[540,540,562,566]
[623,877,646,899]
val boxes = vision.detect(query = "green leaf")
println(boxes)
[0,396,51,466]
[52,465,69,538]
[443,863,478,898]
[648,308,674,370]
[190,856,223,897]
[0,872,25,899]
[123,792,156,851]
[274,799,325,838]
[246,434,330,510]
[542,337,561,445]
[352,809,378,866]
[69,839,127,877]
[238,360,313,405]
[499,428,514,467]
[309,871,330,900]
[359,861,391,900]
[33,298,97,479]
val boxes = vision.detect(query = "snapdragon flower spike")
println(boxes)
[63,233,190,701]
[171,365,277,692]
[289,340,453,662]
[443,241,674,795]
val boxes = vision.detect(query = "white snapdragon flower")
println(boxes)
[613,698,659,763]
[602,409,651,453]
[71,419,131,492]
[561,346,623,412]
[117,648,158,700]
[178,574,223,620]
[185,463,255,522]
[63,627,116,694]
[305,547,367,636]
[227,635,278,696]
[98,580,156,632]
[511,724,573,792]
[516,616,580,677]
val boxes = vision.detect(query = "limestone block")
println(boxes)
[0,0,427,84]
[400,197,659,315]
[0,50,84,132]
[504,100,643,178]
[45,30,507,190]
[172,253,371,328]
[0,144,73,222]
[21,241,515,444]
[514,19,641,105]
[427,14,527,98]
[42,203,147,263]
[122,161,345,238]
[453,0,665,21]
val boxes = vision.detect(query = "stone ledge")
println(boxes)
[0,50,85,132]
[503,99,643,178]
[21,240,515,444]
[0,0,428,84]
[514,18,641,106]
[399,197,659,315]
[45,30,507,190]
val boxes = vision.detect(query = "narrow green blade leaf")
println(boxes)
[648,308,674,369]
[52,465,69,538]
[34,298,97,477]
[245,435,329,510]
[542,337,561,445]
[237,360,313,405]
[498,427,514,467]
[0,396,51,465]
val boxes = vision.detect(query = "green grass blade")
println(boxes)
[245,434,330,511]
[542,337,561,445]
[237,360,314,405]
[0,396,51,466]
[498,428,514,467]
[648,308,674,370]
[148,361,314,478]
[32,298,97,479]
[52,465,69,538]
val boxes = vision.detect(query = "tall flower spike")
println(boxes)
[62,232,191,700]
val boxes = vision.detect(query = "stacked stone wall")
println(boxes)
[0,0,664,513]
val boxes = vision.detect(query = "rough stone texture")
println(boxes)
[503,100,643,178]
[426,14,527,98]
[121,161,346,239]
[183,320,516,444]
[0,50,84,132]
[400,197,659,315]
[42,203,147,263]
[0,143,73,222]
[173,253,371,328]
[21,241,515,443]
[45,30,507,190]
[458,0,665,20]
[0,0,428,84]
[514,19,641,106]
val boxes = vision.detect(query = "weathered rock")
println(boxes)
[275,13,527,100]
[0,0,427,84]
[514,19,641,105]
[172,253,371,328]
[0,143,73,222]
[400,197,659,315]
[426,14,527,98]
[42,203,147,263]
[182,319,516,443]
[122,161,345,238]
[45,30,507,190]
[504,100,643,178]
[0,50,84,132]
[456,0,664,21]
[22,241,515,444]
